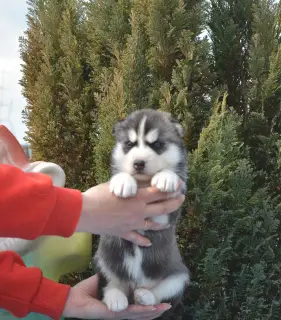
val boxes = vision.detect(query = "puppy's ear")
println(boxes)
[162,111,184,137]
[170,117,184,137]
[112,118,125,136]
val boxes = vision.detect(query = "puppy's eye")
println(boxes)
[151,141,163,149]
[125,141,134,148]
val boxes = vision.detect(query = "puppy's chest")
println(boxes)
[123,245,158,288]
[136,180,169,225]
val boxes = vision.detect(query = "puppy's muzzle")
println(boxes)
[133,160,145,172]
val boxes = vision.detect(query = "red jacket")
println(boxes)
[0,164,82,319]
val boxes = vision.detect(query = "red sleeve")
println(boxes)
[0,251,70,319]
[0,164,82,238]
[0,164,84,319]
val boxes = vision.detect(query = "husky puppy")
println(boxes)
[94,109,189,315]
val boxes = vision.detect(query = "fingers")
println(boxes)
[143,219,170,231]
[136,180,183,203]
[121,218,171,246]
[121,231,152,247]
[107,305,156,319]
[130,303,171,320]
[144,194,185,218]
[111,304,171,320]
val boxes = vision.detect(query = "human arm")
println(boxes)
[0,250,70,319]
[0,164,79,318]
[0,164,184,244]
[0,164,82,239]
[0,252,169,320]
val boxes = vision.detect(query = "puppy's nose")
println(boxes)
[133,160,145,171]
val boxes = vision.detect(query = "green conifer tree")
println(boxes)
[179,104,281,320]
[85,0,133,183]
[147,0,213,150]
[209,0,255,118]
[92,0,213,185]
[19,0,45,128]
[244,0,281,198]
[20,0,96,189]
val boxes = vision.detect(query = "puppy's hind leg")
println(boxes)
[103,278,130,312]
[134,273,189,306]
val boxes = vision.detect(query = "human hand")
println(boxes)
[76,181,185,246]
[63,275,171,320]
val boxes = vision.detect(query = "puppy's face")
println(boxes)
[112,110,184,181]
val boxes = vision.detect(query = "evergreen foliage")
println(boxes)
[19,0,281,319]
[178,106,281,319]
[20,0,96,189]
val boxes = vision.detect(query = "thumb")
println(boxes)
[75,274,100,296]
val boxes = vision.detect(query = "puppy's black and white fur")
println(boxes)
[94,109,189,314]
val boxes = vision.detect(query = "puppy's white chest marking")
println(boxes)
[123,245,157,289]
[136,178,170,225]
[124,245,143,281]
[152,215,169,225]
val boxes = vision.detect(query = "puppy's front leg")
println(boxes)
[150,169,181,225]
[134,273,189,306]
[110,172,138,198]
[151,169,180,193]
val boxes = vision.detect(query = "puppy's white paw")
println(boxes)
[151,170,179,192]
[110,173,137,198]
[103,288,129,312]
[134,288,157,306]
